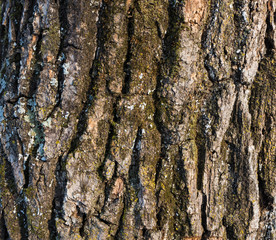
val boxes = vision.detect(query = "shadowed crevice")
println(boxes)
[122,7,135,94]
[222,217,237,240]
[0,144,29,239]
[114,195,126,240]
[28,30,43,97]
[78,206,87,238]
[196,115,207,191]
[48,155,66,240]
[9,0,24,95]
[98,96,120,181]
[264,8,275,56]
[45,0,69,120]
[98,99,121,224]
[23,155,31,189]
[257,146,274,211]
[129,127,143,230]
[0,210,10,240]
[113,127,143,238]
[201,193,211,240]
[129,127,142,187]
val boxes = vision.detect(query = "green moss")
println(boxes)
[24,186,36,199]
[249,55,276,198]
[27,206,49,239]
[41,21,60,58]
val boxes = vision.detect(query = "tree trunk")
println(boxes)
[0,0,275,239]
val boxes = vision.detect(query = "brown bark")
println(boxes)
[0,0,275,239]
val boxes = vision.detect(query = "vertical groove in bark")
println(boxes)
[47,0,71,230]
[128,126,142,226]
[0,210,9,240]
[48,0,68,117]
[0,143,28,239]
[122,8,134,94]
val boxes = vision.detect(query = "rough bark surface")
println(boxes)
[0,0,275,239]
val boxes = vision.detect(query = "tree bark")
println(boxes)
[0,0,275,239]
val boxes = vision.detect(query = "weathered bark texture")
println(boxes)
[0,0,275,239]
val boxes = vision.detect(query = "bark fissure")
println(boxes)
[48,155,65,239]
[114,196,127,240]
[201,193,211,240]
[122,8,135,94]
[78,206,87,238]
[9,0,24,95]
[3,149,29,239]
[265,8,275,56]
[45,0,68,120]
[28,31,43,97]
[0,210,9,240]
[98,99,120,215]
[129,126,143,229]
[196,115,207,191]
[23,155,31,189]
